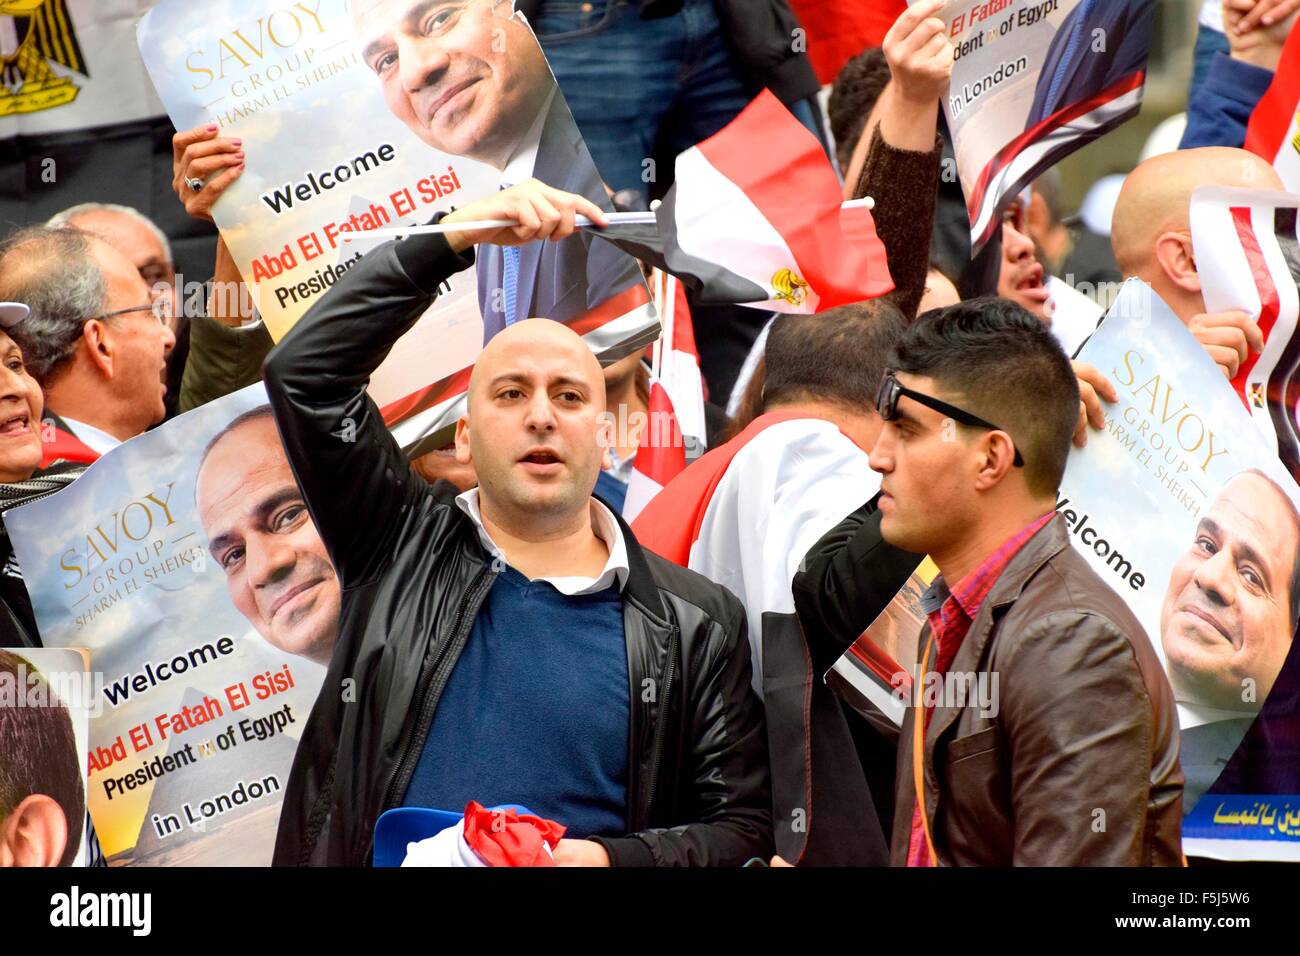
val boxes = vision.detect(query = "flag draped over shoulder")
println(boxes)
[600,90,893,314]
[630,410,886,864]
[1246,24,1300,191]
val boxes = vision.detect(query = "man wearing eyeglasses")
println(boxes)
[350,0,646,342]
[0,225,175,464]
[794,297,1184,866]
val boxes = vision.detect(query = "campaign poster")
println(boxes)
[1061,278,1300,860]
[0,647,91,867]
[923,0,1153,252]
[1189,186,1300,486]
[5,385,328,865]
[136,0,657,451]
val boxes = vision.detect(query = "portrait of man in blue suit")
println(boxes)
[351,0,646,344]
[1025,0,1155,129]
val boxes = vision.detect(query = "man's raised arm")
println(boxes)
[262,180,610,587]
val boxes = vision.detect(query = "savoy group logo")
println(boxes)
[0,0,86,117]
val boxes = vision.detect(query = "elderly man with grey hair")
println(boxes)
[47,203,177,298]
[0,225,175,461]
[47,196,275,421]
[46,203,190,419]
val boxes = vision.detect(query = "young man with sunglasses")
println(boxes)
[0,226,176,463]
[795,297,1184,866]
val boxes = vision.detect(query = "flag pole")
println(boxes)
[343,210,658,242]
[341,202,870,243]
[662,272,677,376]
[651,270,665,380]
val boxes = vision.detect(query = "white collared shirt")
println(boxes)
[454,487,629,595]
[1178,701,1257,731]
[58,416,121,455]
[500,87,556,187]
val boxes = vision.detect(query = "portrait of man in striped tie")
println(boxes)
[350,0,647,345]
[1024,0,1155,129]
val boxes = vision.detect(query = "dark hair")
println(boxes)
[891,297,1078,496]
[1241,468,1300,630]
[0,225,106,386]
[828,48,891,175]
[762,299,908,417]
[0,650,84,867]
[198,404,278,476]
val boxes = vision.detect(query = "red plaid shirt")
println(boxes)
[905,512,1055,867]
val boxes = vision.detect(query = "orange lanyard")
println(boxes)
[912,633,939,866]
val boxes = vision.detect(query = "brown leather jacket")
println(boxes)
[892,515,1184,866]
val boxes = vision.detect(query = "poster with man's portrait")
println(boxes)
[137,0,657,452]
[922,0,1154,252]
[5,385,328,866]
[1060,278,1300,860]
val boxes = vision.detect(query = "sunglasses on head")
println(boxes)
[875,369,1024,468]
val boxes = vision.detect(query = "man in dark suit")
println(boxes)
[1158,469,1300,808]
[351,0,646,343]
[1025,0,1155,129]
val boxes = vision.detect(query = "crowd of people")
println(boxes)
[2,0,1298,868]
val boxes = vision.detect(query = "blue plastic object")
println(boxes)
[373,804,536,867]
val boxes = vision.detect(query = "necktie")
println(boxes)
[502,244,520,327]
[1040,0,1097,117]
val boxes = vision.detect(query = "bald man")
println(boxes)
[1073,147,1279,444]
[263,180,772,868]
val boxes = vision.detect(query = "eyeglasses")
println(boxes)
[875,369,1024,468]
[93,299,173,325]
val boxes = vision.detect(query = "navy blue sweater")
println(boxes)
[402,565,630,838]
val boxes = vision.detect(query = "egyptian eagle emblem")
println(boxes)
[771,267,810,307]
[0,0,87,117]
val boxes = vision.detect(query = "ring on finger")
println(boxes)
[185,176,204,192]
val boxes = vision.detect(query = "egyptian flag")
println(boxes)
[650,269,708,452]
[621,378,686,523]
[400,802,566,867]
[631,411,887,865]
[38,424,97,468]
[0,1,216,279]
[786,0,904,84]
[1189,186,1300,484]
[602,90,893,314]
[1247,23,1300,191]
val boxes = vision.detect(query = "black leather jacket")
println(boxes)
[264,232,772,867]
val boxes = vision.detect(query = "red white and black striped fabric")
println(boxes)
[631,411,887,864]
[1190,186,1300,483]
[621,271,709,522]
[602,90,893,314]
[1246,23,1300,191]
[964,73,1146,253]
[622,378,687,523]
[0,2,216,279]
